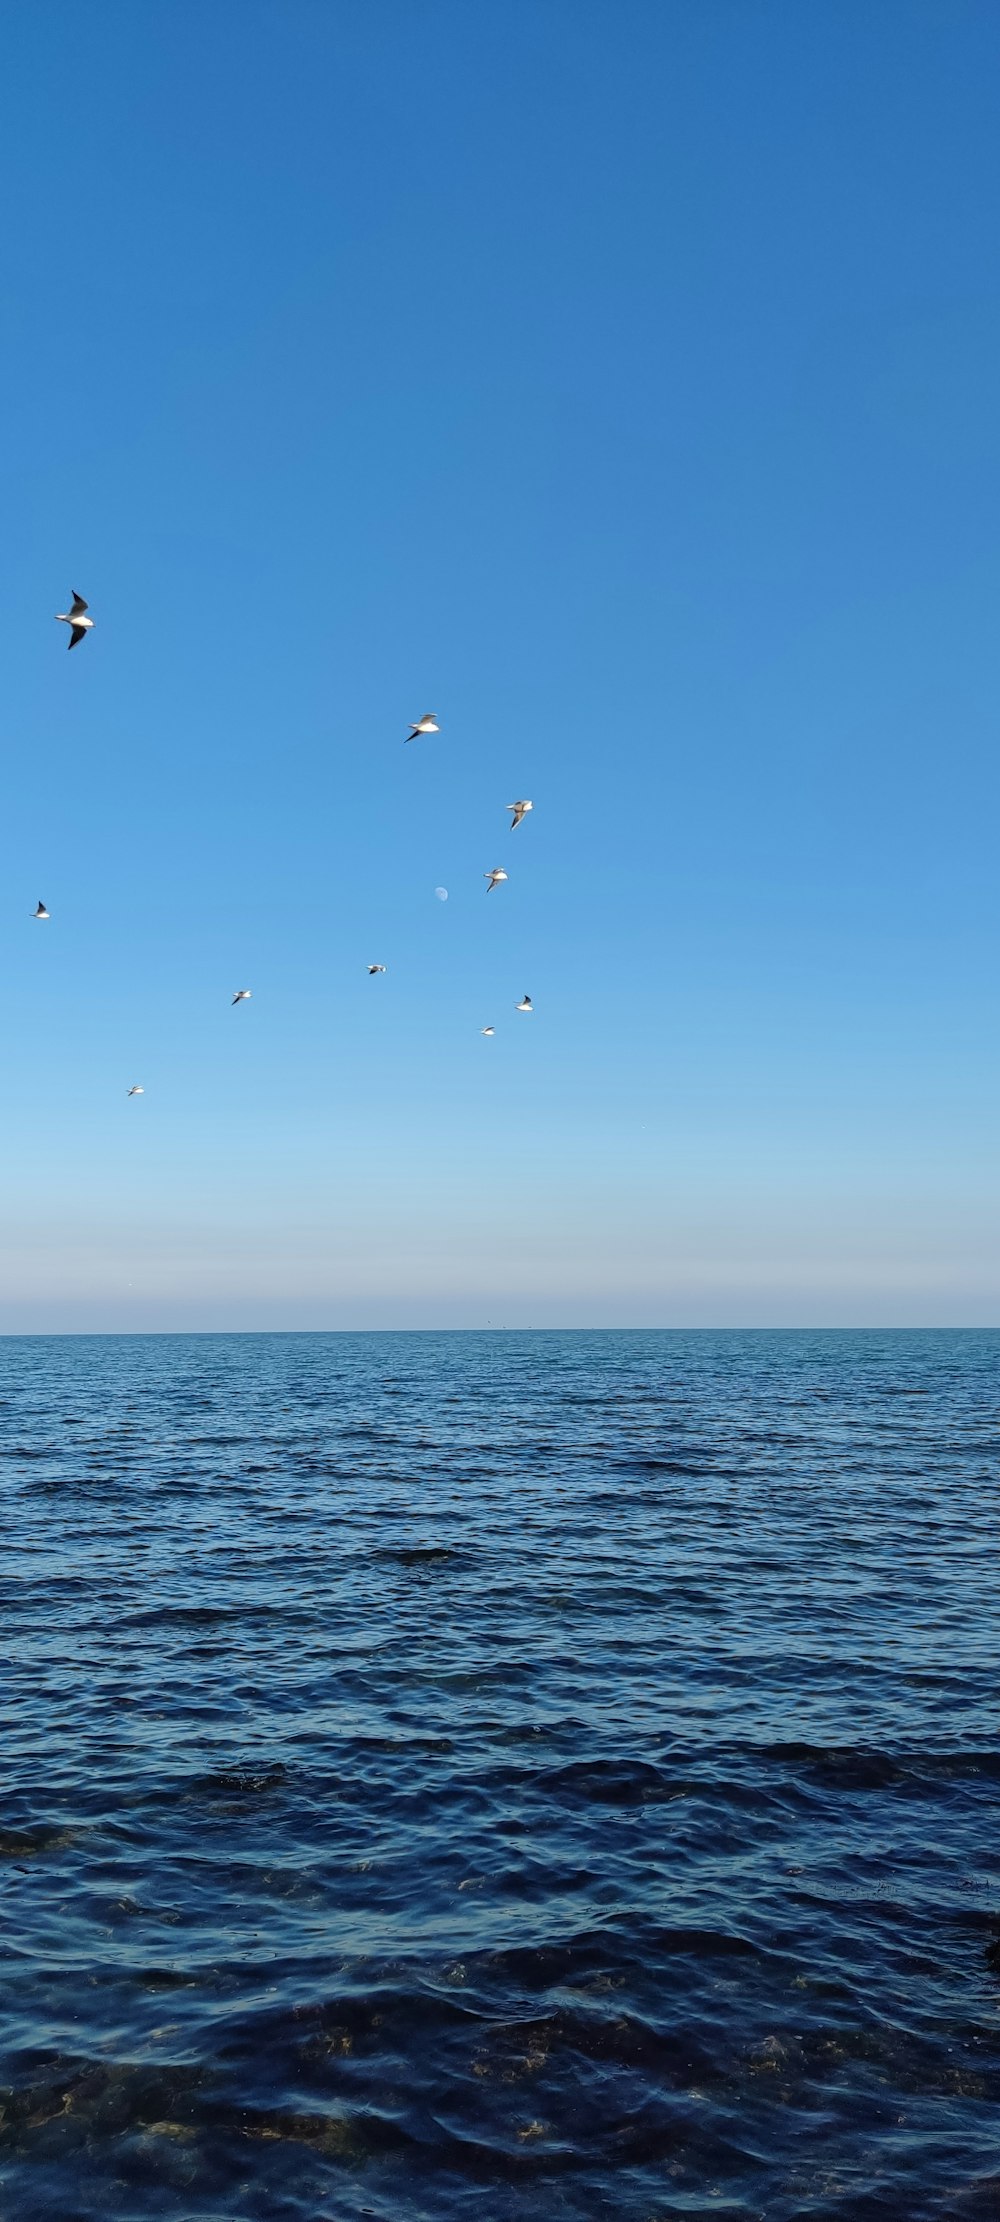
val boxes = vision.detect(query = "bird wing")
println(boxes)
[68,625,87,649]
[70,593,88,615]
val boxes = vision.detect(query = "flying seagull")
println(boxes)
[55,592,93,650]
[127,1085,144,1097]
[485,868,508,893]
[516,994,533,1013]
[406,713,439,743]
[481,1026,495,1036]
[32,901,49,920]
[367,964,387,976]
[507,800,533,830]
[232,989,252,1005]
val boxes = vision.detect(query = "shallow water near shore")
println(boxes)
[2,1327,999,2220]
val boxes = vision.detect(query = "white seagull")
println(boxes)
[55,592,93,650]
[516,994,533,1013]
[232,989,252,1005]
[367,963,387,976]
[484,868,508,893]
[481,1026,495,1037]
[507,800,533,830]
[127,1085,144,1097]
[32,900,50,920]
[406,713,439,743]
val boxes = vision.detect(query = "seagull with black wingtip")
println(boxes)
[507,800,533,830]
[232,989,252,1006]
[55,592,94,650]
[516,994,533,1014]
[484,868,508,893]
[406,713,439,743]
[32,901,49,920]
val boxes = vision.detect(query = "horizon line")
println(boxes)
[1,1323,999,1340]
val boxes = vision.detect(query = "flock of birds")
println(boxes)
[47,594,536,1093]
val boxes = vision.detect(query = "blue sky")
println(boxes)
[1,0,998,1328]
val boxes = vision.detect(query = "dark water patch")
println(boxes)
[134,1966,203,1990]
[125,1601,293,1629]
[186,1765,289,1799]
[0,1826,80,1859]
[535,1758,678,1804]
[760,1742,1000,1789]
[377,1545,463,1568]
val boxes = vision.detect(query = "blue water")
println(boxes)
[2,1329,999,2220]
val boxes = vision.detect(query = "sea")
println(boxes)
[2,1328,999,2221]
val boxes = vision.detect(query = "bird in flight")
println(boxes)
[55,592,93,650]
[232,989,252,1005]
[127,1085,145,1097]
[516,994,533,1013]
[481,1026,495,1037]
[507,800,533,830]
[406,713,439,742]
[484,868,508,893]
[32,901,49,920]
[367,964,387,976]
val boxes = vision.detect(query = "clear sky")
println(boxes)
[1,1,998,1330]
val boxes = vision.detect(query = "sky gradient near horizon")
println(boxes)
[1,0,999,1329]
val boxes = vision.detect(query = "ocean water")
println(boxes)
[2,1328,999,2222]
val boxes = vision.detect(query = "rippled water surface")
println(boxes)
[2,1329,1000,2220]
